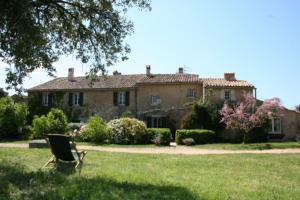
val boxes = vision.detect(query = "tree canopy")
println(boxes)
[0,0,151,92]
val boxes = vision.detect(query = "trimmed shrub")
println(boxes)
[107,118,147,144]
[31,108,68,139]
[176,129,215,145]
[77,116,108,143]
[0,97,28,139]
[146,128,172,146]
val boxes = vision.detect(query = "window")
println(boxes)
[118,92,126,105]
[270,118,282,134]
[74,93,80,105]
[146,117,166,128]
[42,93,49,106]
[113,91,129,106]
[68,92,84,106]
[187,89,196,98]
[224,90,231,100]
[151,95,160,106]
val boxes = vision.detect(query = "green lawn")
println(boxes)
[194,142,300,150]
[1,148,300,199]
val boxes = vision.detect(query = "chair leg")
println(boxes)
[75,161,81,169]
[43,156,55,168]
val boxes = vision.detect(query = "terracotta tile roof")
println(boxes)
[28,75,146,91]
[202,78,254,88]
[138,74,201,84]
[28,73,254,91]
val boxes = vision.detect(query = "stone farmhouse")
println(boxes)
[28,66,300,141]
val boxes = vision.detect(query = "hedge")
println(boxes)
[176,129,215,145]
[146,128,172,146]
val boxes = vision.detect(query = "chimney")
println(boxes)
[178,67,184,74]
[113,70,121,75]
[68,68,75,81]
[146,65,151,76]
[224,72,236,81]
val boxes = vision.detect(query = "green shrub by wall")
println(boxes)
[146,128,172,146]
[77,116,108,143]
[31,108,68,139]
[176,129,215,145]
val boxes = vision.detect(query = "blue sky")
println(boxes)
[0,0,299,109]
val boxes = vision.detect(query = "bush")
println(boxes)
[107,118,147,144]
[77,116,108,143]
[176,129,215,145]
[0,97,28,139]
[31,108,68,139]
[31,115,50,139]
[146,128,172,146]
[47,108,68,134]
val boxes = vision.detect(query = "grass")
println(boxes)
[194,142,300,150]
[1,148,300,199]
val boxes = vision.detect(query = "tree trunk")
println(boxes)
[243,132,248,144]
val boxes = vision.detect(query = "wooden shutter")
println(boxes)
[79,92,84,106]
[48,93,53,107]
[68,93,73,106]
[113,92,118,106]
[125,91,130,106]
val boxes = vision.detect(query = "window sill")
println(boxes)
[269,132,282,134]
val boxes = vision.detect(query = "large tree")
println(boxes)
[0,0,151,92]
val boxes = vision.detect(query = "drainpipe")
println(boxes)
[134,87,138,118]
[202,86,206,101]
[254,88,257,99]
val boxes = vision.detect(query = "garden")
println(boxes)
[1,96,300,200]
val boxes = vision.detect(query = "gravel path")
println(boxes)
[1,143,300,155]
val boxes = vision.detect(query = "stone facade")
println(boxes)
[28,66,299,141]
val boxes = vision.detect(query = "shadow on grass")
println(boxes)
[0,161,201,200]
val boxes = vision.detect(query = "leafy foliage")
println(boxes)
[47,108,68,134]
[176,129,215,145]
[220,94,284,143]
[182,100,225,133]
[0,88,8,98]
[0,0,151,92]
[77,116,108,143]
[0,97,28,139]
[107,118,147,144]
[31,108,68,139]
[147,128,172,146]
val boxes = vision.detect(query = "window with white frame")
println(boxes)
[74,93,80,105]
[118,91,126,105]
[270,118,282,134]
[42,93,49,106]
[187,89,196,98]
[224,90,231,100]
[151,95,160,106]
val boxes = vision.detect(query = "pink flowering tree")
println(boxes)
[220,94,284,143]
